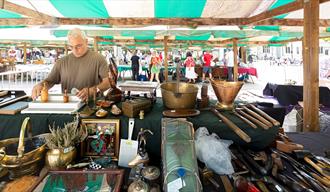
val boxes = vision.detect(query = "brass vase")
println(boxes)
[45,146,77,169]
[210,80,243,110]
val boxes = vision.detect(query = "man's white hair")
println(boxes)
[67,28,87,40]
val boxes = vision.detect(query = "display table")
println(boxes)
[263,83,330,106]
[0,99,279,160]
[119,81,159,101]
[195,66,258,79]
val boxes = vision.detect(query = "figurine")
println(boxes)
[139,110,144,120]
[63,89,69,103]
[128,128,153,167]
[41,82,48,103]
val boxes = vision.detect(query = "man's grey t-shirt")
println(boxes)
[45,50,109,93]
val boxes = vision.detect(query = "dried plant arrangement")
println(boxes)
[45,115,88,149]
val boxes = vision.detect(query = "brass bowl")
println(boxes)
[160,82,198,109]
[211,80,243,110]
[0,118,48,179]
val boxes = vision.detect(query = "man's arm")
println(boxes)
[31,60,61,100]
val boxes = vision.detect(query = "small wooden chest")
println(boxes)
[122,99,152,118]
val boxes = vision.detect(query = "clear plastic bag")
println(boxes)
[195,127,234,175]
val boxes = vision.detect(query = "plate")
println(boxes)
[163,109,200,117]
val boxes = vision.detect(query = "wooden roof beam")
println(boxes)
[2,0,54,22]
[98,37,239,45]
[245,0,330,25]
[245,0,304,25]
[59,17,245,26]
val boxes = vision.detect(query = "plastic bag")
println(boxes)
[195,127,234,175]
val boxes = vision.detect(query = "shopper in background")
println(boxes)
[131,50,140,81]
[149,50,161,83]
[225,48,234,81]
[202,50,213,82]
[184,51,197,83]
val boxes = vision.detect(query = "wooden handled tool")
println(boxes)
[220,175,234,192]
[236,109,269,130]
[242,106,273,129]
[211,108,251,143]
[248,104,280,126]
[233,110,258,129]
[304,157,330,181]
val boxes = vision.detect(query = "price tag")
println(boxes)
[167,178,183,192]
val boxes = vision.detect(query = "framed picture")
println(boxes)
[28,169,124,192]
[80,119,120,160]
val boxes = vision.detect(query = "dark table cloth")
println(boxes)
[263,83,330,107]
[0,99,279,160]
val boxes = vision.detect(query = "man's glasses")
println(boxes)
[68,44,84,50]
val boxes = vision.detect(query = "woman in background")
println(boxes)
[184,52,197,83]
[149,50,161,83]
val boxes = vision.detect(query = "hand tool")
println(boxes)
[276,173,313,192]
[242,106,273,128]
[220,175,234,192]
[233,110,258,129]
[236,109,269,129]
[248,104,281,126]
[199,167,221,191]
[211,108,251,143]
[237,146,269,175]
[293,150,330,180]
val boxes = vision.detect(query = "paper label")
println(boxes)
[167,178,183,192]
[63,146,74,153]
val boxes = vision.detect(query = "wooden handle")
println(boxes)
[211,108,251,143]
[237,109,269,130]
[233,110,257,129]
[304,157,330,180]
[220,175,234,192]
[242,106,273,129]
[249,104,280,126]
[310,172,330,188]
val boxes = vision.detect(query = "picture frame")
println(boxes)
[80,119,120,160]
[28,169,125,192]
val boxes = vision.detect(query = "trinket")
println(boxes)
[96,109,108,118]
[128,179,149,192]
[111,104,122,115]
[40,82,48,103]
[63,89,69,103]
[139,110,144,120]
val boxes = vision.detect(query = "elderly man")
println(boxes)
[31,28,110,101]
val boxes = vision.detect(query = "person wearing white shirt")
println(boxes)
[225,49,234,81]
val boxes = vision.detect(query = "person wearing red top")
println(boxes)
[202,50,213,82]
[184,52,197,83]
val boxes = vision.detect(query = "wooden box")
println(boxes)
[122,99,152,118]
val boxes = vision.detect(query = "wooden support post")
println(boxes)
[64,44,68,56]
[241,47,247,64]
[23,42,27,64]
[164,36,169,81]
[233,39,238,81]
[303,0,319,132]
[94,37,99,53]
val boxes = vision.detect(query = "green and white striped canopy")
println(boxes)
[0,0,329,47]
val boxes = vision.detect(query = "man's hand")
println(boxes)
[31,83,43,100]
[76,87,97,102]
